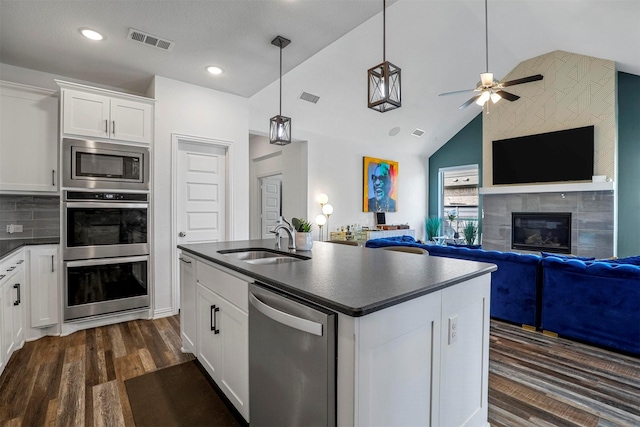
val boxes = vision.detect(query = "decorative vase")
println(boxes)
[295,232,313,251]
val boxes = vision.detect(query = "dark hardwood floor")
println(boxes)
[0,316,638,426]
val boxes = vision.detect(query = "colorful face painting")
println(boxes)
[363,156,398,212]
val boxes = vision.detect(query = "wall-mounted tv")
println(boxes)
[492,125,594,185]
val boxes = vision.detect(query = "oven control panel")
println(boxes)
[65,191,148,202]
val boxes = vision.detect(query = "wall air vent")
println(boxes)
[411,128,425,137]
[299,92,320,104]
[128,28,174,51]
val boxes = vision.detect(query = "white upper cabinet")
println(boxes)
[0,81,59,193]
[57,80,154,144]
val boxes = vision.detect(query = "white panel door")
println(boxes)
[260,176,281,239]
[177,144,226,245]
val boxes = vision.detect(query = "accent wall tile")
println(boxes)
[0,194,60,241]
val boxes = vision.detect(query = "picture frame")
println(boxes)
[363,156,398,212]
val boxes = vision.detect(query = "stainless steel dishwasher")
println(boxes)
[249,282,336,427]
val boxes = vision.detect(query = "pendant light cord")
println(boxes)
[383,0,386,62]
[279,43,283,115]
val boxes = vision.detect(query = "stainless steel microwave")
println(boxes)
[63,138,149,190]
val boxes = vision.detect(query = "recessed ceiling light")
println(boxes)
[80,28,104,41]
[206,66,223,75]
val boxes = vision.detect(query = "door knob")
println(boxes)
[179,232,186,237]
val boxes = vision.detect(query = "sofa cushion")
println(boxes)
[600,255,640,266]
[540,251,595,261]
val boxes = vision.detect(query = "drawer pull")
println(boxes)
[211,304,220,334]
[13,283,21,306]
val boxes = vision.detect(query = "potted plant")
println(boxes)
[292,218,314,250]
[462,220,478,245]
[425,216,443,243]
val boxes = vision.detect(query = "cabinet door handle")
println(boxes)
[112,120,115,135]
[179,257,192,264]
[16,260,24,265]
[6,266,15,272]
[210,304,220,334]
[51,255,55,273]
[105,119,108,133]
[52,169,56,186]
[13,283,20,306]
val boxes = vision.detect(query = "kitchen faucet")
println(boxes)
[271,217,297,251]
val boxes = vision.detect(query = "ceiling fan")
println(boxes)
[439,0,543,109]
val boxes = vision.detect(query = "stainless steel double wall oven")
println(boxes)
[62,138,151,320]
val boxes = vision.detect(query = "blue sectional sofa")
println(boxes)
[541,257,640,356]
[366,236,543,328]
[366,236,640,355]
[421,245,542,328]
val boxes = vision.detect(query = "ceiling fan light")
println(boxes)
[490,91,501,103]
[480,72,494,87]
[476,91,491,106]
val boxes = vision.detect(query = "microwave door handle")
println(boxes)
[64,202,148,209]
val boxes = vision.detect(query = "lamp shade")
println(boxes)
[315,214,327,226]
[317,193,329,205]
[322,203,334,216]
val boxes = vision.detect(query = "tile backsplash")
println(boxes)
[0,195,60,240]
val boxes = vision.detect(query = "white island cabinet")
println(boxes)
[338,274,490,426]
[180,252,250,422]
[179,242,494,427]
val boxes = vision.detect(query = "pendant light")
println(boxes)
[270,35,292,145]
[367,0,401,112]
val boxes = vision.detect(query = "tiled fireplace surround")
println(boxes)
[481,190,615,259]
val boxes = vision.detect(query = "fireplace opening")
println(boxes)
[512,212,571,254]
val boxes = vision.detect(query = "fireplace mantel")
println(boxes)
[479,181,614,195]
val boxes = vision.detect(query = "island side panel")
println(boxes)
[354,289,442,426]
[440,273,491,427]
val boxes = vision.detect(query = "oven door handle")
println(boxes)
[65,255,149,268]
[65,202,148,209]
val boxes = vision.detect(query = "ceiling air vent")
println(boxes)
[411,128,425,137]
[128,28,174,52]
[299,92,320,104]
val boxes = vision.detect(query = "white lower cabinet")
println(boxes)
[27,245,59,328]
[0,252,26,376]
[181,255,249,422]
[338,273,492,427]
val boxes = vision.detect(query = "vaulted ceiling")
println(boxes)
[1,0,638,156]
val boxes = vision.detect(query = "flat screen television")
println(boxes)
[492,125,594,185]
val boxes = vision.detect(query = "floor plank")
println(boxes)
[0,316,637,426]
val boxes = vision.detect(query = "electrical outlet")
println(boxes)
[5,224,23,234]
[448,315,459,345]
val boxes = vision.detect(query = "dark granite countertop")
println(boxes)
[0,238,60,260]
[178,239,497,317]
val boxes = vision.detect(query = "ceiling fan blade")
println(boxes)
[500,74,543,87]
[439,88,477,97]
[459,94,482,109]
[495,90,520,102]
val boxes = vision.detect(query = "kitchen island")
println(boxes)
[179,239,497,427]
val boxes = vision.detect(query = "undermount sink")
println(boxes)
[218,248,310,265]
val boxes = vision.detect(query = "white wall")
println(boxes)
[300,129,428,240]
[151,75,249,315]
